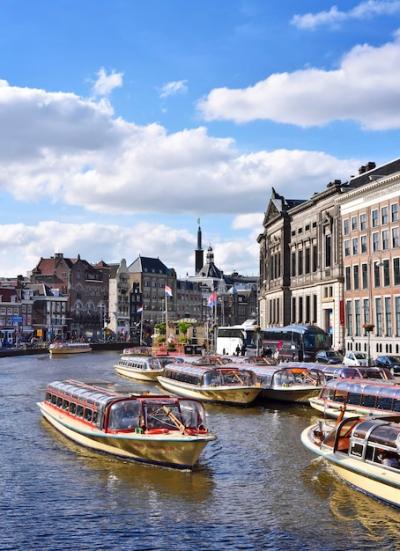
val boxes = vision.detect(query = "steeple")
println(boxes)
[195,218,204,274]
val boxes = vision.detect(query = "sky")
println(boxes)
[1,0,400,277]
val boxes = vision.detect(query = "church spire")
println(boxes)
[195,218,204,274]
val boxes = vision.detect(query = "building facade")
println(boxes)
[338,169,400,357]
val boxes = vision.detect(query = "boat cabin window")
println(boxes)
[76,405,84,418]
[108,400,140,430]
[179,400,206,428]
[334,389,347,403]
[148,358,161,370]
[144,402,183,431]
[69,403,76,414]
[360,394,376,408]
[51,395,57,405]
[349,442,364,458]
[377,396,393,410]
[347,392,361,406]
[84,408,93,422]
[203,370,222,386]
[62,399,69,410]
[393,399,400,412]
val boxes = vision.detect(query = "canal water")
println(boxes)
[1,352,399,551]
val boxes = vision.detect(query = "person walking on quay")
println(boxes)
[235,344,241,356]
[241,344,246,356]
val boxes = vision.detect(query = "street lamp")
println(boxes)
[363,323,375,367]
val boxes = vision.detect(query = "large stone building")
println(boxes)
[31,253,107,338]
[338,160,400,357]
[258,160,400,351]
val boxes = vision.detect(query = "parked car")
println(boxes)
[343,351,369,367]
[315,350,343,364]
[375,355,400,375]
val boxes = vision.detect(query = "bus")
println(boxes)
[216,320,258,356]
[260,324,331,362]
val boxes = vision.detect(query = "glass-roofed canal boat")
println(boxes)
[38,380,215,469]
[49,342,92,355]
[114,355,165,382]
[242,363,324,403]
[309,379,400,419]
[301,415,400,508]
[157,362,261,405]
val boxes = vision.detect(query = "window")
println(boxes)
[353,265,359,290]
[362,263,368,289]
[392,203,399,222]
[292,297,296,323]
[298,297,303,323]
[291,251,296,277]
[355,300,361,336]
[383,259,390,287]
[313,295,317,324]
[298,250,303,276]
[343,219,350,235]
[382,206,389,225]
[372,209,379,228]
[363,298,370,329]
[382,230,389,250]
[352,238,358,255]
[312,244,317,272]
[385,297,392,337]
[305,295,310,323]
[372,233,379,252]
[395,297,400,336]
[393,228,400,248]
[360,236,367,254]
[345,266,352,291]
[346,301,353,336]
[305,248,310,274]
[344,240,350,257]
[360,213,367,231]
[395,258,400,286]
[351,216,357,231]
[325,234,332,267]
[374,262,381,287]
[376,298,383,336]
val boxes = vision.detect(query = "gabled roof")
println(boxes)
[263,188,305,227]
[128,256,172,275]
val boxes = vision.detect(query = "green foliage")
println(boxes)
[178,322,191,336]
[155,322,166,335]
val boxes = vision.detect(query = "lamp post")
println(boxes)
[364,324,375,367]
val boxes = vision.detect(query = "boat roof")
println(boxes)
[165,363,248,377]
[326,378,400,397]
[47,380,182,406]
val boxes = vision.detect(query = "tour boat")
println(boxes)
[309,379,400,419]
[301,414,400,508]
[49,342,92,355]
[243,364,324,403]
[316,365,393,382]
[157,363,261,405]
[114,355,165,382]
[38,380,215,469]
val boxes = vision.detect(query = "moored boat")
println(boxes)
[114,356,165,381]
[243,364,324,403]
[157,362,261,405]
[316,365,393,382]
[309,379,400,419]
[301,414,400,508]
[49,342,92,355]
[38,380,215,469]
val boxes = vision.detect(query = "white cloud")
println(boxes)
[198,31,400,129]
[0,79,358,214]
[292,1,400,30]
[0,221,258,278]
[159,80,188,98]
[92,67,123,96]
[232,213,263,231]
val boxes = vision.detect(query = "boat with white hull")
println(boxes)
[114,356,164,382]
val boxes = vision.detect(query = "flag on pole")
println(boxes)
[207,291,218,307]
[137,306,143,313]
[165,285,173,297]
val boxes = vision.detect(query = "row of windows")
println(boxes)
[343,204,399,235]
[46,392,98,423]
[347,341,400,355]
[345,296,400,337]
[291,236,332,276]
[327,389,400,413]
[344,228,400,256]
[345,258,400,291]
[291,295,318,324]
[291,221,317,236]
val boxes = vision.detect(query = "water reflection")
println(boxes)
[41,421,215,503]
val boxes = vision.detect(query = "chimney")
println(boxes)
[358,165,366,175]
[366,161,376,172]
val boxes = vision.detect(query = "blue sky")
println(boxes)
[1,0,400,276]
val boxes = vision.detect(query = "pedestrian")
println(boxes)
[235,344,241,356]
[241,344,246,356]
